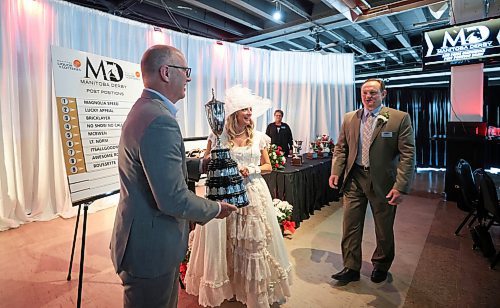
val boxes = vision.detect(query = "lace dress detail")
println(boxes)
[185,131,292,307]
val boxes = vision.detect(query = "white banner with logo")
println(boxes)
[51,46,143,203]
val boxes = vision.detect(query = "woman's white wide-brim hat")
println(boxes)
[224,85,272,119]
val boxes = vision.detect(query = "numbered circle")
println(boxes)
[61,98,69,105]
[67,149,76,156]
[62,106,70,113]
[64,123,72,130]
[63,115,71,122]
[66,140,74,148]
[65,132,73,139]
[69,157,77,165]
[70,166,78,173]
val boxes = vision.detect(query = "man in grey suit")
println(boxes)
[329,78,415,284]
[110,45,237,307]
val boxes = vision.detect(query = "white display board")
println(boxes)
[51,46,143,203]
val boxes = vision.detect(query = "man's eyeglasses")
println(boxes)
[362,91,380,97]
[167,65,192,78]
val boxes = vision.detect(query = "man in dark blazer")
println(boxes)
[110,45,237,308]
[266,109,294,156]
[329,78,415,284]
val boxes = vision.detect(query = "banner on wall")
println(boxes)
[51,46,143,204]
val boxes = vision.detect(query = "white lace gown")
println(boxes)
[185,131,292,308]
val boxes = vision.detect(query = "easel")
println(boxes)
[66,191,118,308]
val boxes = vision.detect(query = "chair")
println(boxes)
[475,169,500,269]
[454,159,479,235]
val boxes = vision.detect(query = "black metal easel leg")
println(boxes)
[454,212,473,235]
[77,204,89,308]
[67,204,82,281]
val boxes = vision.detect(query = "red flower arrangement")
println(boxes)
[268,144,286,170]
[272,199,295,238]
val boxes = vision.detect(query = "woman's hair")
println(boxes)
[225,109,254,147]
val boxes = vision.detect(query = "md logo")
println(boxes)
[442,26,490,47]
[85,57,124,82]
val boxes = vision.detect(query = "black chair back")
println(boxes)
[477,170,500,221]
[455,159,478,212]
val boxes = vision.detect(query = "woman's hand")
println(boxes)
[239,167,250,177]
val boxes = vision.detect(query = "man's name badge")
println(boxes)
[381,132,393,138]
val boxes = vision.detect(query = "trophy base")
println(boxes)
[306,152,318,159]
[291,156,302,166]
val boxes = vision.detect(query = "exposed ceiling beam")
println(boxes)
[350,23,402,64]
[236,13,348,46]
[179,0,264,31]
[320,32,342,51]
[268,43,287,51]
[284,39,308,50]
[120,1,236,39]
[412,5,428,23]
[326,28,367,55]
[143,0,250,37]
[320,0,359,21]
[278,0,313,20]
[380,15,420,61]
[227,0,285,24]
[356,0,448,21]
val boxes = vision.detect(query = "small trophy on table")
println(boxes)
[291,140,303,166]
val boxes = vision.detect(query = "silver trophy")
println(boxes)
[204,89,249,208]
[205,89,225,149]
[292,140,303,166]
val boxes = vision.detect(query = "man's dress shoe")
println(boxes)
[331,268,360,282]
[370,269,388,283]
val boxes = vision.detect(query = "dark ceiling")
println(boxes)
[63,0,500,87]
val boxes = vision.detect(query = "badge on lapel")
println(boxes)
[381,132,393,138]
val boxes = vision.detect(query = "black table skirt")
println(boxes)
[262,154,339,227]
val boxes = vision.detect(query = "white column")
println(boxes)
[449,0,500,121]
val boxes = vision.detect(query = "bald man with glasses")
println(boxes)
[329,78,416,284]
[110,45,237,308]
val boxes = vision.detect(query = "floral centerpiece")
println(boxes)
[272,199,295,237]
[268,144,286,170]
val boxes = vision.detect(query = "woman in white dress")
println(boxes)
[185,85,292,307]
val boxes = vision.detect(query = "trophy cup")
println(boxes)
[204,89,249,208]
[291,140,303,166]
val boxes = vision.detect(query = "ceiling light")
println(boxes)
[273,1,282,21]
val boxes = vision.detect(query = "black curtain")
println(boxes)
[387,88,451,168]
[355,85,500,167]
[355,87,450,167]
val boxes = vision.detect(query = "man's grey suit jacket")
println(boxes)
[110,90,219,279]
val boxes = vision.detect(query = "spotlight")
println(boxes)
[272,1,282,21]
[273,11,282,21]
